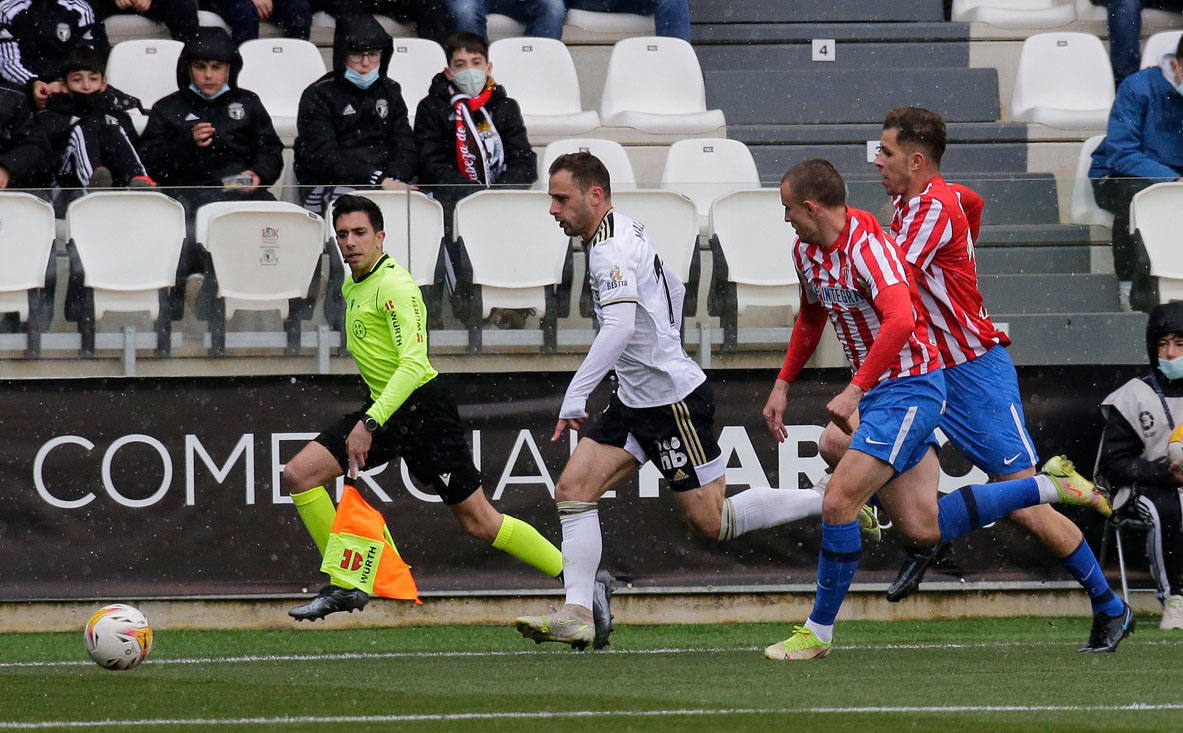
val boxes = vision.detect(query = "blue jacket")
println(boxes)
[1090,65,1183,180]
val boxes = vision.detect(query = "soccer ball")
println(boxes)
[1170,424,1183,466]
[83,604,153,670]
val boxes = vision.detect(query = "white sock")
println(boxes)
[721,487,823,541]
[1034,474,1061,504]
[558,502,601,612]
[805,618,833,643]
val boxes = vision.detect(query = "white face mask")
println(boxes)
[452,68,487,97]
[1160,354,1183,380]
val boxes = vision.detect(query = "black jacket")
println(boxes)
[38,85,141,154]
[0,0,109,89]
[413,71,536,193]
[138,28,283,188]
[0,81,52,186]
[293,14,417,186]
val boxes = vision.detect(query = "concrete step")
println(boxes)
[696,41,968,72]
[730,122,1028,146]
[843,176,1061,226]
[980,273,1117,314]
[748,143,1027,182]
[693,22,969,44]
[998,312,1148,366]
[974,246,1093,276]
[690,0,945,24]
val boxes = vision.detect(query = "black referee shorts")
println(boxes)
[582,380,725,492]
[314,378,483,504]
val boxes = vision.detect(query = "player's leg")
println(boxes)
[446,488,563,579]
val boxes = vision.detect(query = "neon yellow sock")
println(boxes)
[492,514,563,579]
[292,486,335,556]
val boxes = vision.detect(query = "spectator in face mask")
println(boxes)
[413,31,536,328]
[293,13,418,215]
[1098,301,1183,632]
[1089,35,1183,312]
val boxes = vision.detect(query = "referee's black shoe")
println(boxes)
[289,584,370,621]
[592,570,615,649]
[886,542,949,602]
[1078,602,1135,653]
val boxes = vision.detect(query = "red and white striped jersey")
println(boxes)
[891,176,1009,367]
[792,207,941,386]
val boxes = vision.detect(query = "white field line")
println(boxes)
[4,704,1183,729]
[4,637,1183,669]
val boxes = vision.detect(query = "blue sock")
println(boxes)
[937,477,1041,543]
[809,520,862,626]
[1062,539,1125,616]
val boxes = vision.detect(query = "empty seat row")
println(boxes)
[952,0,1181,31]
[107,36,724,139]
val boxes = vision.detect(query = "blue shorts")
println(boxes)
[850,370,946,474]
[940,345,1038,476]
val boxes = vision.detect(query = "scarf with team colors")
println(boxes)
[451,79,505,185]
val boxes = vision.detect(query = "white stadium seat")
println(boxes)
[0,193,56,354]
[660,138,761,235]
[488,38,600,138]
[1011,32,1114,130]
[66,191,186,355]
[486,14,527,39]
[563,8,654,40]
[536,138,636,190]
[950,0,1075,29]
[609,189,700,315]
[1141,30,1183,69]
[106,39,184,134]
[195,201,325,355]
[1131,182,1183,304]
[1069,135,1114,227]
[708,189,800,351]
[450,190,569,351]
[1076,0,1181,27]
[237,39,327,142]
[388,38,447,125]
[600,37,726,136]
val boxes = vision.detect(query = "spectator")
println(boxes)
[1094,0,1183,87]
[38,48,154,191]
[414,31,535,328]
[293,13,417,215]
[0,81,53,189]
[1097,301,1183,631]
[91,0,200,44]
[199,0,312,43]
[446,0,564,40]
[564,0,689,41]
[139,27,283,287]
[321,0,451,45]
[1089,35,1183,312]
[0,0,110,109]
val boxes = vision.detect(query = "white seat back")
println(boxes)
[710,189,800,312]
[237,39,327,120]
[388,38,446,124]
[354,190,444,286]
[489,37,584,116]
[1141,30,1183,69]
[199,201,325,318]
[1132,183,1183,303]
[536,138,636,191]
[67,192,186,319]
[610,190,698,283]
[950,0,1076,28]
[106,39,183,110]
[661,138,761,234]
[601,37,708,118]
[1011,32,1114,129]
[454,191,567,316]
[1069,135,1114,227]
[0,193,55,320]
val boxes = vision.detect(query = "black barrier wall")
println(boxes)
[0,366,1141,600]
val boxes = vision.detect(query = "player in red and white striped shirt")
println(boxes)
[761,159,1110,661]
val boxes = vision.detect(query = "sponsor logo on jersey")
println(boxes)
[672,469,689,482]
[343,104,356,116]
[604,265,628,291]
[384,300,395,311]
[817,286,865,307]
[184,113,200,121]
[656,437,688,472]
[228,102,245,120]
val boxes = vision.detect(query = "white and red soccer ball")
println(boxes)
[83,604,153,670]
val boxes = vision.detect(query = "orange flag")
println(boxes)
[319,484,421,603]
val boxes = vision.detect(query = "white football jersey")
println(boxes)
[587,209,705,407]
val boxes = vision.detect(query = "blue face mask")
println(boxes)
[188,82,229,100]
[1160,354,1183,380]
[344,67,380,90]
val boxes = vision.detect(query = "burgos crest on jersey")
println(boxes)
[56,23,71,42]
[375,99,389,119]
[228,103,245,120]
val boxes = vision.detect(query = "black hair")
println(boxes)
[549,151,612,198]
[782,159,846,208]
[445,31,488,62]
[332,194,384,232]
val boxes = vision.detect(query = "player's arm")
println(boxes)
[897,196,949,271]
[1098,406,1179,486]
[553,299,636,440]
[948,183,983,242]
[763,291,827,442]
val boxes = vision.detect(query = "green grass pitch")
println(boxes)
[2,616,1181,731]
